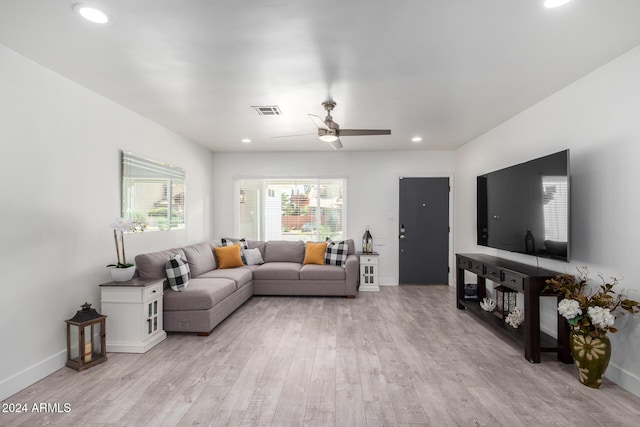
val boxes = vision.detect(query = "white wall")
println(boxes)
[0,45,215,401]
[455,45,640,396]
[212,151,455,285]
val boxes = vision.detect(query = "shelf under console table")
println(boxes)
[455,253,572,364]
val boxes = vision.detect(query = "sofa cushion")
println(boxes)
[214,244,245,269]
[299,264,346,281]
[325,239,348,266]
[303,242,328,265]
[135,248,185,280]
[163,278,236,311]
[264,240,305,263]
[252,262,301,280]
[198,267,253,289]
[165,254,191,292]
[181,242,216,277]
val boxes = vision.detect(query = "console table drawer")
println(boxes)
[457,258,471,270]
[469,261,484,275]
[502,271,524,291]
[484,266,501,282]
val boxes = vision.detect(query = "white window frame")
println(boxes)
[234,177,347,242]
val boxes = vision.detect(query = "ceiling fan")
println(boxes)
[281,100,391,150]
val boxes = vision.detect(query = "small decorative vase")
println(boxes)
[110,266,135,282]
[569,329,611,388]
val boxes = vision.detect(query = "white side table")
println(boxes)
[100,278,167,353]
[358,252,380,292]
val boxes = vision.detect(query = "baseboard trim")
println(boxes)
[0,350,66,401]
[106,332,167,354]
[605,361,640,397]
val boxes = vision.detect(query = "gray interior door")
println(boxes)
[399,177,450,284]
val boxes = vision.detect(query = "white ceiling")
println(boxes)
[2,1,640,152]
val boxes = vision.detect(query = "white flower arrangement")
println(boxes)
[558,298,582,320]
[107,217,145,268]
[587,306,615,330]
[546,267,639,336]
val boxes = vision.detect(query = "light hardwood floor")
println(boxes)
[2,285,640,426]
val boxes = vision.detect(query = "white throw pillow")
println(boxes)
[243,247,264,265]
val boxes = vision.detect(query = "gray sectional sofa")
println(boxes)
[134,239,358,335]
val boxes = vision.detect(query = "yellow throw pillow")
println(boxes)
[303,242,328,265]
[214,244,244,269]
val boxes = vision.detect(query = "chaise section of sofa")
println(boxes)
[135,242,253,336]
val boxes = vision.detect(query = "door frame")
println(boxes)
[397,173,455,286]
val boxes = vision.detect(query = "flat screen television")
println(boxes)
[477,150,570,261]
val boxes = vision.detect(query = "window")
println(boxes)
[235,178,346,241]
[121,152,185,231]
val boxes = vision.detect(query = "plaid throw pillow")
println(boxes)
[221,237,248,249]
[165,254,191,292]
[325,238,348,266]
[221,238,248,263]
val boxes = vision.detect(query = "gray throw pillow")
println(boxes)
[243,248,264,265]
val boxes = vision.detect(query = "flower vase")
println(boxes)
[569,330,611,388]
[110,266,135,282]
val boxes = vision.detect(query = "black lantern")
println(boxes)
[65,303,107,371]
[494,286,517,319]
[362,226,373,253]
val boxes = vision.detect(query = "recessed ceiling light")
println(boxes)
[544,0,571,8]
[73,4,111,24]
[241,138,251,143]
[411,136,423,143]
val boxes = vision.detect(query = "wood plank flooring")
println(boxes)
[3,285,640,426]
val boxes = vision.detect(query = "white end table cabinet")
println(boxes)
[358,252,380,292]
[100,278,167,353]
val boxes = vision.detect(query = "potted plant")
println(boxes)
[546,267,639,388]
[107,217,144,282]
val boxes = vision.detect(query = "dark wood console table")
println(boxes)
[456,253,572,364]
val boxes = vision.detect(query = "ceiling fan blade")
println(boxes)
[338,129,391,136]
[308,113,330,131]
[270,133,316,139]
[328,138,343,150]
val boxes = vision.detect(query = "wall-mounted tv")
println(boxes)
[477,150,570,261]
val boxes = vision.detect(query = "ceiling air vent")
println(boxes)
[251,105,282,116]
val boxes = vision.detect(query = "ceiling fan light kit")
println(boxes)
[318,132,338,143]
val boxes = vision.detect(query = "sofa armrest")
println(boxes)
[344,254,359,297]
